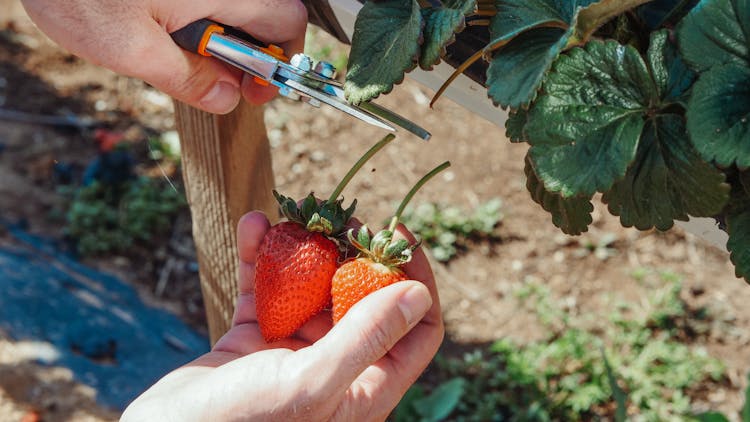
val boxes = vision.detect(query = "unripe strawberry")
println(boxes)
[332,225,414,322]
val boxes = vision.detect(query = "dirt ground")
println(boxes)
[1,1,749,420]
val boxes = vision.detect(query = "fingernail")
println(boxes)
[398,284,432,327]
[200,81,240,114]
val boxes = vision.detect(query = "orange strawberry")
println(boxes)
[331,224,413,322]
[331,161,451,323]
[255,134,395,342]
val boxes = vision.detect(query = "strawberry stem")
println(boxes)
[328,134,396,203]
[390,161,451,232]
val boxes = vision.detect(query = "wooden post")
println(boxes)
[174,101,277,345]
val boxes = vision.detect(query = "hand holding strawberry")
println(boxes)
[121,211,444,422]
[253,134,396,342]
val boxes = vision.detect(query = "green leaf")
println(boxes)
[392,385,424,422]
[413,378,466,422]
[506,107,529,142]
[485,0,601,108]
[728,208,750,281]
[492,0,601,41]
[743,171,750,196]
[602,350,628,422]
[696,412,731,422]
[677,0,750,72]
[743,371,750,422]
[686,63,750,168]
[419,0,476,70]
[525,156,594,235]
[344,0,423,104]
[487,27,573,108]
[526,40,654,197]
[485,0,656,108]
[603,116,729,230]
[637,0,700,30]
[646,29,697,105]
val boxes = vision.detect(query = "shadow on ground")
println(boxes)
[0,224,208,411]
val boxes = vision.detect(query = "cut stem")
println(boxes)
[328,134,396,203]
[391,161,451,232]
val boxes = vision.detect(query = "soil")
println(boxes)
[1,1,749,420]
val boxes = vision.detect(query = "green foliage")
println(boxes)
[347,0,750,282]
[420,1,476,70]
[63,177,185,256]
[679,0,750,169]
[395,378,467,422]
[525,156,593,235]
[399,199,503,261]
[396,275,726,421]
[728,210,750,280]
[527,31,729,231]
[344,0,422,104]
[486,0,601,108]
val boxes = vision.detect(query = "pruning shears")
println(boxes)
[171,19,431,140]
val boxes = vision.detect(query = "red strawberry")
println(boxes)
[255,134,396,342]
[331,161,450,323]
[255,221,340,341]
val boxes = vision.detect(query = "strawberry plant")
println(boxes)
[345,0,750,282]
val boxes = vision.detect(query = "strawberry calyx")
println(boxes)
[274,190,356,237]
[346,223,419,270]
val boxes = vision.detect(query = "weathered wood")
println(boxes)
[174,101,277,345]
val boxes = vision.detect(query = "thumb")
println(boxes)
[122,19,242,114]
[306,281,433,394]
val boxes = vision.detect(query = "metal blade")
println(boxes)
[317,81,431,141]
[283,79,396,132]
[359,102,431,141]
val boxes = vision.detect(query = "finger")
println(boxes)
[393,224,441,322]
[303,281,433,396]
[233,212,271,326]
[334,224,443,418]
[213,323,308,355]
[348,301,444,417]
[241,74,279,106]
[121,19,244,114]
[231,289,257,326]
[293,311,333,344]
[237,211,271,265]
[154,0,307,107]
[207,0,308,55]
[152,0,307,54]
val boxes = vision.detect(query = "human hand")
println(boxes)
[20,0,308,113]
[121,211,444,421]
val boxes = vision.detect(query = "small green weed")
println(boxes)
[400,199,503,262]
[63,177,185,256]
[396,275,726,421]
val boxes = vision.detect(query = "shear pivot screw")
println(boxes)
[314,61,337,79]
[290,53,313,72]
